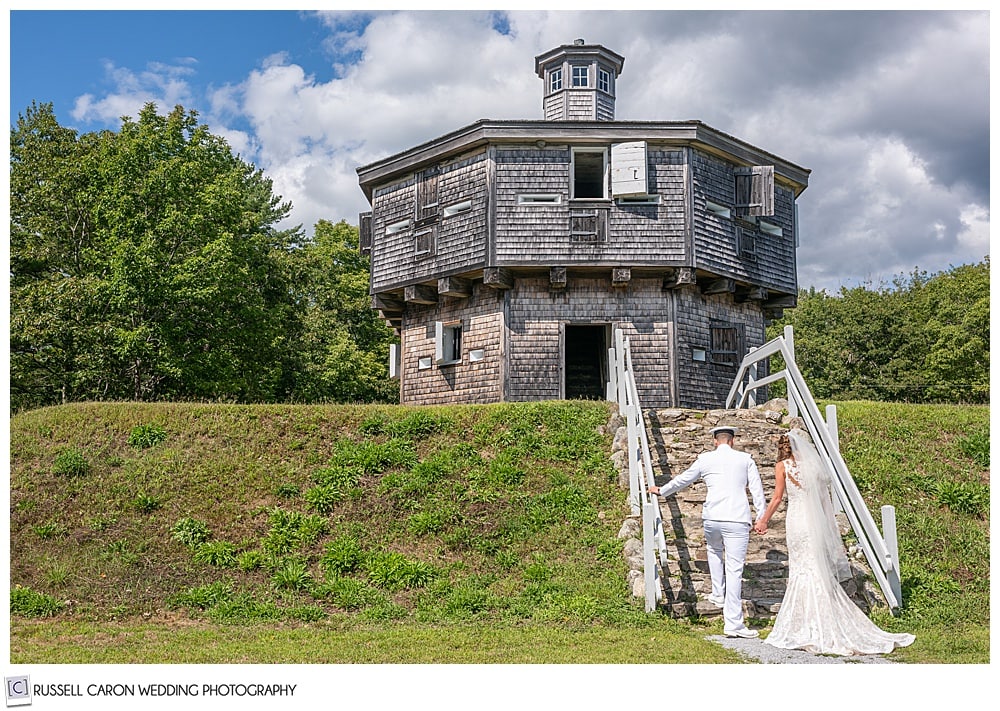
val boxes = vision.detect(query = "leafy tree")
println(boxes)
[768,259,989,404]
[282,219,398,403]
[11,102,298,409]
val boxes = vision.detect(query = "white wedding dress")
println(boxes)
[765,433,915,656]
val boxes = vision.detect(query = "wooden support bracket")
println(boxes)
[483,267,513,290]
[404,283,438,305]
[438,276,472,298]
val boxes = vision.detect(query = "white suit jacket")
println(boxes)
[657,444,767,524]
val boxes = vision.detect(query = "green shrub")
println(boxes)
[958,428,989,468]
[271,559,313,592]
[407,510,447,535]
[274,484,300,499]
[329,438,416,474]
[170,518,211,548]
[32,522,67,539]
[169,580,234,610]
[304,484,342,514]
[209,594,282,623]
[262,508,328,555]
[128,423,167,449]
[934,480,989,517]
[10,586,64,617]
[133,493,161,513]
[193,540,238,567]
[320,536,364,576]
[317,576,381,610]
[52,448,89,477]
[364,551,437,590]
[237,550,267,572]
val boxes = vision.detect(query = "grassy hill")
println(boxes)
[8,399,990,664]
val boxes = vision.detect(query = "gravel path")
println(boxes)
[706,635,904,664]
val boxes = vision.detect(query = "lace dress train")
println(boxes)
[764,459,915,656]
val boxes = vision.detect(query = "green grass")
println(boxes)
[8,399,989,663]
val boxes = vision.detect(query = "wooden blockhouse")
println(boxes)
[356,39,809,408]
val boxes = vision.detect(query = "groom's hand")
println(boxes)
[753,520,767,535]
[648,485,660,496]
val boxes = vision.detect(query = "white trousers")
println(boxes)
[703,519,750,632]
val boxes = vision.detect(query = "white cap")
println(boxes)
[710,426,738,436]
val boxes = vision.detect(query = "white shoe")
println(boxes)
[725,627,759,639]
[706,594,725,607]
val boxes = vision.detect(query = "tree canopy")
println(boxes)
[767,259,989,404]
[11,103,293,409]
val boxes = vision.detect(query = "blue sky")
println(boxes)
[6,8,992,292]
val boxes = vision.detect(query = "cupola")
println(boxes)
[534,39,625,121]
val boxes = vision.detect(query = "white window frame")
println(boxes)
[386,219,411,235]
[570,147,608,201]
[616,195,660,206]
[443,199,473,217]
[571,64,589,87]
[434,320,463,366]
[518,193,562,205]
[706,200,731,219]
[757,219,783,237]
[598,67,611,93]
[550,67,563,92]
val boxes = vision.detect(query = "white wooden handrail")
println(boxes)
[725,325,903,612]
[608,328,667,612]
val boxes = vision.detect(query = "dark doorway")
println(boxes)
[564,325,608,400]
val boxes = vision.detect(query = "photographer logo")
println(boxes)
[5,677,31,707]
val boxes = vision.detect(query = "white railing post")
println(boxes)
[607,346,618,403]
[826,405,844,512]
[747,346,758,408]
[784,325,798,418]
[881,505,902,609]
[642,499,660,612]
[626,403,640,517]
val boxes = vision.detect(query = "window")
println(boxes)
[415,226,436,257]
[710,323,742,367]
[758,219,782,237]
[598,68,611,93]
[736,225,757,261]
[518,193,561,205]
[415,168,439,223]
[734,165,775,217]
[572,65,588,87]
[706,200,731,219]
[572,149,607,199]
[386,219,411,235]
[550,68,562,92]
[435,321,462,365]
[616,195,660,206]
[570,208,608,242]
[443,199,472,217]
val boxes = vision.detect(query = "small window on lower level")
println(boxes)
[435,321,462,365]
[518,193,562,205]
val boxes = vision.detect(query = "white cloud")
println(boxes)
[66,10,990,291]
[71,60,196,124]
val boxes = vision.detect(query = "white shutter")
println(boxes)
[611,141,648,197]
[389,343,400,379]
[434,321,444,364]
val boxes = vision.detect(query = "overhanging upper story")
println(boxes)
[356,118,810,314]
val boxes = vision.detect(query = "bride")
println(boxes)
[753,429,915,655]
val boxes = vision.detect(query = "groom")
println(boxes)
[648,425,767,638]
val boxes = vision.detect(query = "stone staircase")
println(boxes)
[614,402,881,621]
